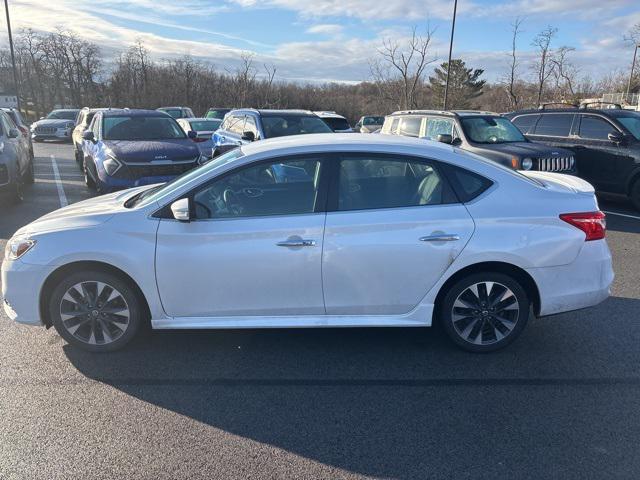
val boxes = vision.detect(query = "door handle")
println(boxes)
[277,239,316,247]
[420,234,460,242]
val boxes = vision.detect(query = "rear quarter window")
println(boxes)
[441,163,494,202]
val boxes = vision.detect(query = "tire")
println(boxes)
[8,179,24,204]
[24,157,35,184]
[439,272,531,353]
[83,157,96,190]
[630,178,640,212]
[74,148,82,165]
[49,270,143,352]
[34,138,43,143]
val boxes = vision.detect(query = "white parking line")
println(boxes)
[50,155,68,208]
[603,210,640,220]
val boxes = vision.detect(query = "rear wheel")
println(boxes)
[83,157,96,190]
[9,178,24,203]
[630,178,640,212]
[49,270,143,352]
[439,272,531,352]
[24,157,35,184]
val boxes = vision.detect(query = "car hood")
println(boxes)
[13,185,156,236]
[104,139,200,163]
[472,142,573,157]
[32,119,74,128]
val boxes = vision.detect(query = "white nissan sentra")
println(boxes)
[2,134,613,353]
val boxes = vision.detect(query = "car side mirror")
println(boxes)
[8,128,20,139]
[170,198,190,222]
[608,132,625,145]
[187,130,197,140]
[436,134,453,144]
[82,131,95,142]
[241,131,255,142]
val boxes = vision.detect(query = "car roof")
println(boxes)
[181,117,220,122]
[389,110,500,118]
[314,111,346,119]
[505,107,623,116]
[102,109,169,117]
[157,106,189,110]
[229,108,317,117]
[52,108,80,112]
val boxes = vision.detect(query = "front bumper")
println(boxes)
[526,239,614,316]
[2,259,56,326]
[31,128,72,140]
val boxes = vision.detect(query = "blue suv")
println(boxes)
[81,109,204,193]
[212,109,333,157]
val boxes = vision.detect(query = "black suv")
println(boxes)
[381,110,576,173]
[505,105,640,209]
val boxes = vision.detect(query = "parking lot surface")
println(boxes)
[1,142,640,479]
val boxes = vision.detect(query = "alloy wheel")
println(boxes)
[59,281,130,345]
[451,281,520,346]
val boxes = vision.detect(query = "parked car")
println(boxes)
[382,110,576,173]
[73,108,123,165]
[30,109,80,142]
[314,111,354,132]
[2,134,613,353]
[211,109,333,157]
[204,108,232,120]
[505,106,640,210]
[80,109,204,193]
[0,109,34,203]
[355,115,385,133]
[157,106,195,119]
[176,117,222,158]
[1,107,33,158]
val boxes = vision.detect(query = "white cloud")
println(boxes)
[306,24,344,35]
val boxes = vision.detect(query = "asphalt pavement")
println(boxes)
[1,142,640,480]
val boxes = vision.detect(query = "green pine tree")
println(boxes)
[429,59,486,109]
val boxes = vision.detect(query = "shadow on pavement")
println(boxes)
[64,295,640,478]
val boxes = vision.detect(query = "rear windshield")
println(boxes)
[160,109,183,119]
[103,116,186,140]
[363,116,384,125]
[189,120,222,132]
[460,116,526,144]
[322,117,351,131]
[261,115,332,138]
[206,109,230,120]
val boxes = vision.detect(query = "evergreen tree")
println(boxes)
[429,59,486,109]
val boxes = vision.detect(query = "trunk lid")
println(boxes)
[520,171,595,196]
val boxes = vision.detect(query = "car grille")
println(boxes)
[35,126,56,134]
[0,164,8,185]
[113,161,198,180]
[536,156,574,172]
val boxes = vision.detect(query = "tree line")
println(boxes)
[0,23,638,124]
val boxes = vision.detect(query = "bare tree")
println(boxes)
[531,26,558,105]
[503,17,524,109]
[552,46,578,100]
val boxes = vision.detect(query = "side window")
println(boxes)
[423,117,454,140]
[192,157,322,219]
[398,116,423,137]
[0,113,7,136]
[387,117,400,135]
[244,115,259,138]
[91,115,101,137]
[512,114,540,134]
[441,163,493,202]
[85,112,95,127]
[532,114,574,137]
[337,155,454,211]
[1,112,16,131]
[227,115,246,135]
[579,115,617,140]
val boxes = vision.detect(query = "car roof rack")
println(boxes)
[538,102,578,110]
[579,101,622,110]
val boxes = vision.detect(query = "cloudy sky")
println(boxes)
[1,0,639,83]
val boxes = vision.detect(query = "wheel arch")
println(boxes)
[626,168,640,196]
[433,261,541,320]
[39,260,151,328]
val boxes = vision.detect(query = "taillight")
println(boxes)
[560,211,606,241]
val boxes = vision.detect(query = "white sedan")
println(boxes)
[2,134,613,352]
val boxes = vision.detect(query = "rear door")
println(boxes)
[322,153,475,315]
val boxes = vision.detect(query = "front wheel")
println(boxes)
[49,270,143,352]
[24,157,35,184]
[439,272,531,352]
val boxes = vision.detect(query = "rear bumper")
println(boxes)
[1,259,55,326]
[526,239,614,316]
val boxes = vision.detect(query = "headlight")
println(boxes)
[4,238,36,261]
[521,157,533,170]
[65,122,75,129]
[103,155,122,176]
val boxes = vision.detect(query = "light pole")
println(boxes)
[443,0,458,110]
[626,43,639,105]
[3,0,20,111]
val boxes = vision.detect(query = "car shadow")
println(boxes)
[63,295,640,478]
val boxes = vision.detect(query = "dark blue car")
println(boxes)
[80,109,204,193]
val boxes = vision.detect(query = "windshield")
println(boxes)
[127,148,244,208]
[190,120,221,131]
[160,109,183,118]
[460,116,526,144]
[616,114,640,140]
[103,116,187,140]
[363,116,384,125]
[322,117,351,131]
[261,115,332,138]
[47,110,78,120]
[206,109,230,120]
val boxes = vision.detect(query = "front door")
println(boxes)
[155,155,328,318]
[322,153,475,315]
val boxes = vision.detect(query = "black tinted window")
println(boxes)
[512,114,540,134]
[579,115,616,140]
[533,113,574,137]
[322,117,351,131]
[398,116,422,137]
[193,158,322,219]
[442,164,493,202]
[337,156,454,211]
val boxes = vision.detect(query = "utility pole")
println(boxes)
[626,44,639,104]
[3,0,20,111]
[443,0,458,110]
